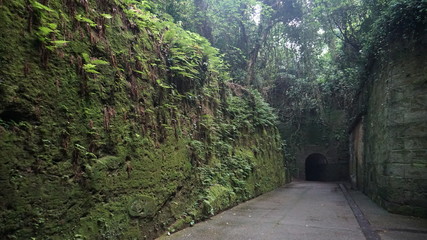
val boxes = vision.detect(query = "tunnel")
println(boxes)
[305,153,328,181]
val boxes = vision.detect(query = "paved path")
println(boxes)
[159,181,427,240]
[349,188,427,240]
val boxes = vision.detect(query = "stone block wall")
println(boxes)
[295,144,348,181]
[350,37,427,217]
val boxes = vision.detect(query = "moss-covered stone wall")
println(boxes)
[0,0,285,239]
[273,104,349,181]
[349,36,427,217]
[267,76,349,182]
[292,107,349,181]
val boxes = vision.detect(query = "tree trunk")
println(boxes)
[245,22,275,86]
[194,0,213,41]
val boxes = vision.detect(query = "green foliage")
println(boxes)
[83,64,100,74]
[91,59,110,65]
[0,1,285,239]
[226,89,277,129]
[81,53,110,74]
[30,0,54,12]
[75,14,97,27]
[362,0,427,56]
[156,79,173,89]
[249,90,277,127]
[101,13,113,19]
[163,25,225,90]
[29,0,71,52]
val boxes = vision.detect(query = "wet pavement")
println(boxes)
[159,181,427,240]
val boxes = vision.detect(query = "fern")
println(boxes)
[100,13,113,19]
[81,53,110,74]
[83,64,100,74]
[30,0,54,12]
[156,79,173,89]
[75,14,97,27]
[90,59,109,65]
[51,40,69,45]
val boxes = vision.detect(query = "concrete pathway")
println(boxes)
[159,181,427,240]
[348,188,427,240]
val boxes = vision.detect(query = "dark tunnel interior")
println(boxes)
[305,153,328,181]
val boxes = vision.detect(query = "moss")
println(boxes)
[203,184,234,215]
[0,0,285,239]
[167,215,194,234]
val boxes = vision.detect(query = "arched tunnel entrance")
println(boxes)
[305,153,328,181]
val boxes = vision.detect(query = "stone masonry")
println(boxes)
[350,36,427,217]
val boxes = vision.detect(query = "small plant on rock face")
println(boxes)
[156,79,173,89]
[81,53,110,75]
[30,0,69,52]
[30,0,54,12]
[75,14,97,27]
[101,13,113,19]
[75,143,97,160]
[36,23,58,43]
